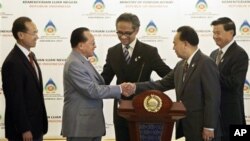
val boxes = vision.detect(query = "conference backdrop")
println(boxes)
[0,0,249,139]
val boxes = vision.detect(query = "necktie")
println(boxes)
[216,50,223,65]
[28,52,39,79]
[123,45,131,64]
[183,60,188,81]
[28,52,36,69]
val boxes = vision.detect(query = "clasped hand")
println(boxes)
[120,82,135,97]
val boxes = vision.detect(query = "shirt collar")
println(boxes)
[220,39,234,54]
[16,43,31,58]
[186,48,199,65]
[122,38,137,49]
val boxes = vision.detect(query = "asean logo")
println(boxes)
[44,78,57,94]
[146,20,157,36]
[93,0,105,12]
[44,20,57,35]
[196,0,208,12]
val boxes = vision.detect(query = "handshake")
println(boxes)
[120,82,136,97]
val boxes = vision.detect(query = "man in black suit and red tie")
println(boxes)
[101,12,171,141]
[210,17,249,141]
[1,17,48,141]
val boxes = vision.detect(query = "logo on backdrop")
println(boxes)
[88,52,99,65]
[146,20,158,35]
[93,0,105,12]
[44,20,57,35]
[82,0,115,19]
[185,0,218,19]
[244,79,250,97]
[39,20,67,43]
[45,78,57,94]
[139,20,168,43]
[196,0,208,12]
[44,78,63,100]
[240,20,250,35]
[236,20,250,42]
[88,52,102,73]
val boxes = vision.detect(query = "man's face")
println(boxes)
[212,24,234,48]
[82,31,96,58]
[116,21,138,45]
[18,21,39,49]
[173,32,186,59]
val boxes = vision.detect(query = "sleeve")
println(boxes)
[149,47,172,78]
[67,61,121,99]
[220,50,249,90]
[2,61,31,133]
[135,70,175,94]
[201,59,221,128]
[101,49,115,85]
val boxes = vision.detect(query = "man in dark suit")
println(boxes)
[126,26,222,141]
[1,17,48,141]
[101,12,171,141]
[210,17,249,141]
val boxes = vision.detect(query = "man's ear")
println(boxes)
[79,42,86,50]
[17,32,24,39]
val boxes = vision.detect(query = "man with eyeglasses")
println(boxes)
[101,12,172,141]
[1,17,48,141]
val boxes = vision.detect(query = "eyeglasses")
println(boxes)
[116,30,135,37]
[23,31,38,36]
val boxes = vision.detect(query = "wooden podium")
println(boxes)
[118,90,186,141]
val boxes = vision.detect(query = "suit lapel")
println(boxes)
[14,46,42,88]
[217,42,236,71]
[73,51,105,84]
[179,50,201,96]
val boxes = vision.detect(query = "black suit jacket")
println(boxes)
[210,42,248,134]
[101,40,171,122]
[136,50,222,140]
[1,45,48,140]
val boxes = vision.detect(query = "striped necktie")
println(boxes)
[123,45,131,64]
[216,50,223,65]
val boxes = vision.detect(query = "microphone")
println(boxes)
[137,62,145,82]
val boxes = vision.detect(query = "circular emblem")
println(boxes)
[143,94,162,112]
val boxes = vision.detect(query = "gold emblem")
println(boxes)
[143,94,162,112]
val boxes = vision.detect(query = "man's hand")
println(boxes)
[22,131,33,141]
[120,82,136,97]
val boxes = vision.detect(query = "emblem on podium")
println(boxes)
[143,94,162,112]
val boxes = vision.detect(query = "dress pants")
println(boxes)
[67,137,101,141]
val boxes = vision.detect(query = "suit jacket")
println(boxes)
[136,50,222,140]
[1,45,48,140]
[101,40,171,123]
[61,50,121,137]
[210,42,248,131]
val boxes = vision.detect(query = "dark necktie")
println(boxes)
[123,46,131,64]
[28,52,39,79]
[28,52,36,69]
[183,60,189,81]
[216,50,223,65]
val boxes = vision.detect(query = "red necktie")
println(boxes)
[28,52,36,69]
